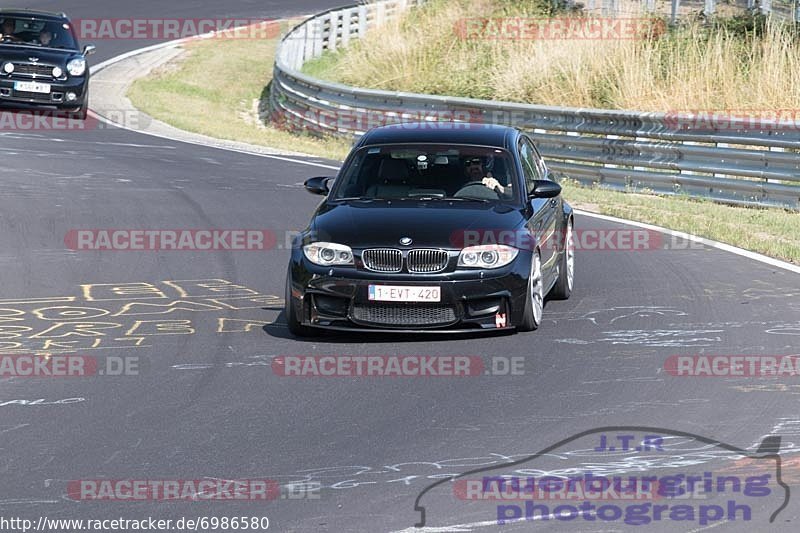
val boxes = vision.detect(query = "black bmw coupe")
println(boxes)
[285,123,574,335]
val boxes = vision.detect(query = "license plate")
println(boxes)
[14,81,51,94]
[368,285,441,302]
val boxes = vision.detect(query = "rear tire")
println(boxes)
[550,219,574,300]
[284,267,320,337]
[518,250,544,332]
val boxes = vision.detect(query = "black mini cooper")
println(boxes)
[285,123,575,336]
[0,10,95,118]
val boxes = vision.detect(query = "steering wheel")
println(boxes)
[454,181,499,200]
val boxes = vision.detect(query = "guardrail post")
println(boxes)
[670,0,680,24]
[634,136,647,173]
[681,141,697,175]
[645,0,656,11]
[767,146,783,183]
[312,17,324,58]
[759,0,772,15]
[795,1,800,22]
[605,134,620,169]
[341,8,353,47]
[328,11,339,52]
[358,5,368,38]
[285,34,297,71]
[704,0,715,15]
[302,21,313,63]
[377,2,387,26]
[602,0,617,16]
[714,142,728,178]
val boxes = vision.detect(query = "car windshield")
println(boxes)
[331,144,518,202]
[0,17,79,50]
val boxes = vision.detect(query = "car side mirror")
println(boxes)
[83,44,96,56]
[304,176,334,195]
[528,180,561,199]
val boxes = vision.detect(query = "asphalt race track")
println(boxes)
[2,1,800,532]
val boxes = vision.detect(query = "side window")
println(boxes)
[530,142,549,180]
[518,138,542,194]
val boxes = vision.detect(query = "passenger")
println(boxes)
[39,30,53,46]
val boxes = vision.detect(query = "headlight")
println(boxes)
[2,62,13,74]
[458,244,518,269]
[303,242,354,266]
[67,58,86,76]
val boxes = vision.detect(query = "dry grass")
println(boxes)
[306,0,800,111]
[128,33,352,161]
[562,180,800,263]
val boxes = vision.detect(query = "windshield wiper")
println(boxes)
[441,197,491,203]
[409,196,445,201]
[336,196,378,201]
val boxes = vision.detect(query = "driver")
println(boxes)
[1,19,20,42]
[463,157,513,197]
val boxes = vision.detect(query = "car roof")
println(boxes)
[0,9,68,21]
[357,123,519,150]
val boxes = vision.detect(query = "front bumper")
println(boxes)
[0,76,88,109]
[287,253,532,333]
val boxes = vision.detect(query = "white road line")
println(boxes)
[575,210,800,275]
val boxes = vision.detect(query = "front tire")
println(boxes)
[67,105,87,120]
[549,218,574,300]
[518,250,544,332]
[284,267,320,337]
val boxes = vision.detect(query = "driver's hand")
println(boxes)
[481,176,504,193]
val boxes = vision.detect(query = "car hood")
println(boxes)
[0,44,82,67]
[311,200,526,249]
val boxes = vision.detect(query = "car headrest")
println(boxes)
[378,158,410,183]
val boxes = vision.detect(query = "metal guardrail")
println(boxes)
[270,0,800,210]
